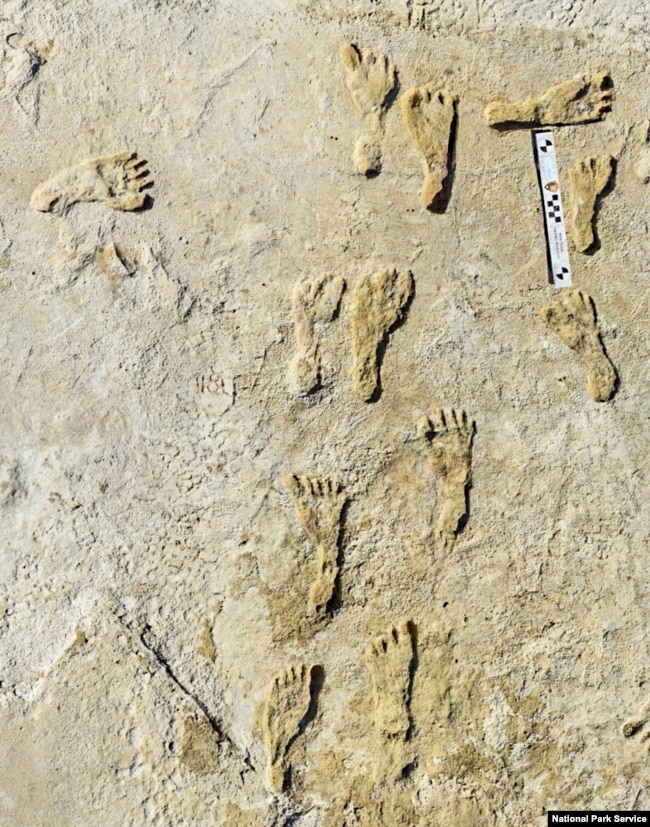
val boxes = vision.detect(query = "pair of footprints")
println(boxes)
[465,62,617,255]
[343,45,614,204]
[286,409,475,622]
[262,619,415,793]
[342,43,457,210]
[30,151,154,214]
[289,267,413,400]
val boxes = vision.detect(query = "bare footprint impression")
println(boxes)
[540,288,617,402]
[286,473,347,617]
[262,662,317,793]
[365,619,416,782]
[288,274,345,395]
[1,32,46,122]
[350,267,414,402]
[30,152,153,214]
[568,154,615,253]
[483,67,614,130]
[416,408,475,548]
[341,43,397,176]
[400,82,457,211]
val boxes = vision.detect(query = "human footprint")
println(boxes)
[365,619,415,781]
[400,83,457,210]
[262,663,316,792]
[1,32,45,122]
[416,408,475,547]
[540,288,617,402]
[349,268,413,401]
[30,152,153,214]
[289,274,345,394]
[567,154,615,252]
[286,474,347,616]
[341,43,396,175]
[483,67,614,129]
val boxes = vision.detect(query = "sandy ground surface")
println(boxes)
[0,0,649,824]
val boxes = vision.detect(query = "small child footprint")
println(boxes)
[262,662,316,792]
[341,43,396,176]
[540,289,617,402]
[31,152,153,214]
[416,408,475,547]
[400,82,457,210]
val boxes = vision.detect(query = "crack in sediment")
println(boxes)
[112,610,255,773]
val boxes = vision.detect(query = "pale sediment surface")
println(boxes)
[0,0,649,824]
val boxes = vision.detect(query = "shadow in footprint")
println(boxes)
[591,299,620,396]
[383,69,401,115]
[325,497,351,615]
[406,619,418,739]
[301,664,324,734]
[367,278,416,404]
[583,156,617,256]
[428,100,458,214]
[455,422,475,537]
[133,192,155,212]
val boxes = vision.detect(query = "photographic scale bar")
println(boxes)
[533,129,572,287]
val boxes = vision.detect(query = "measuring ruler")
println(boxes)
[532,130,572,287]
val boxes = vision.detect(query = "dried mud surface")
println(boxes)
[0,1,649,824]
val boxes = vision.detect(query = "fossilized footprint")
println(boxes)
[289,274,345,395]
[30,152,153,214]
[567,155,615,252]
[341,43,396,176]
[350,268,413,401]
[400,82,457,210]
[483,67,614,129]
[286,473,347,615]
[1,32,45,122]
[416,408,475,547]
[365,619,415,781]
[540,289,617,402]
[262,662,315,792]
